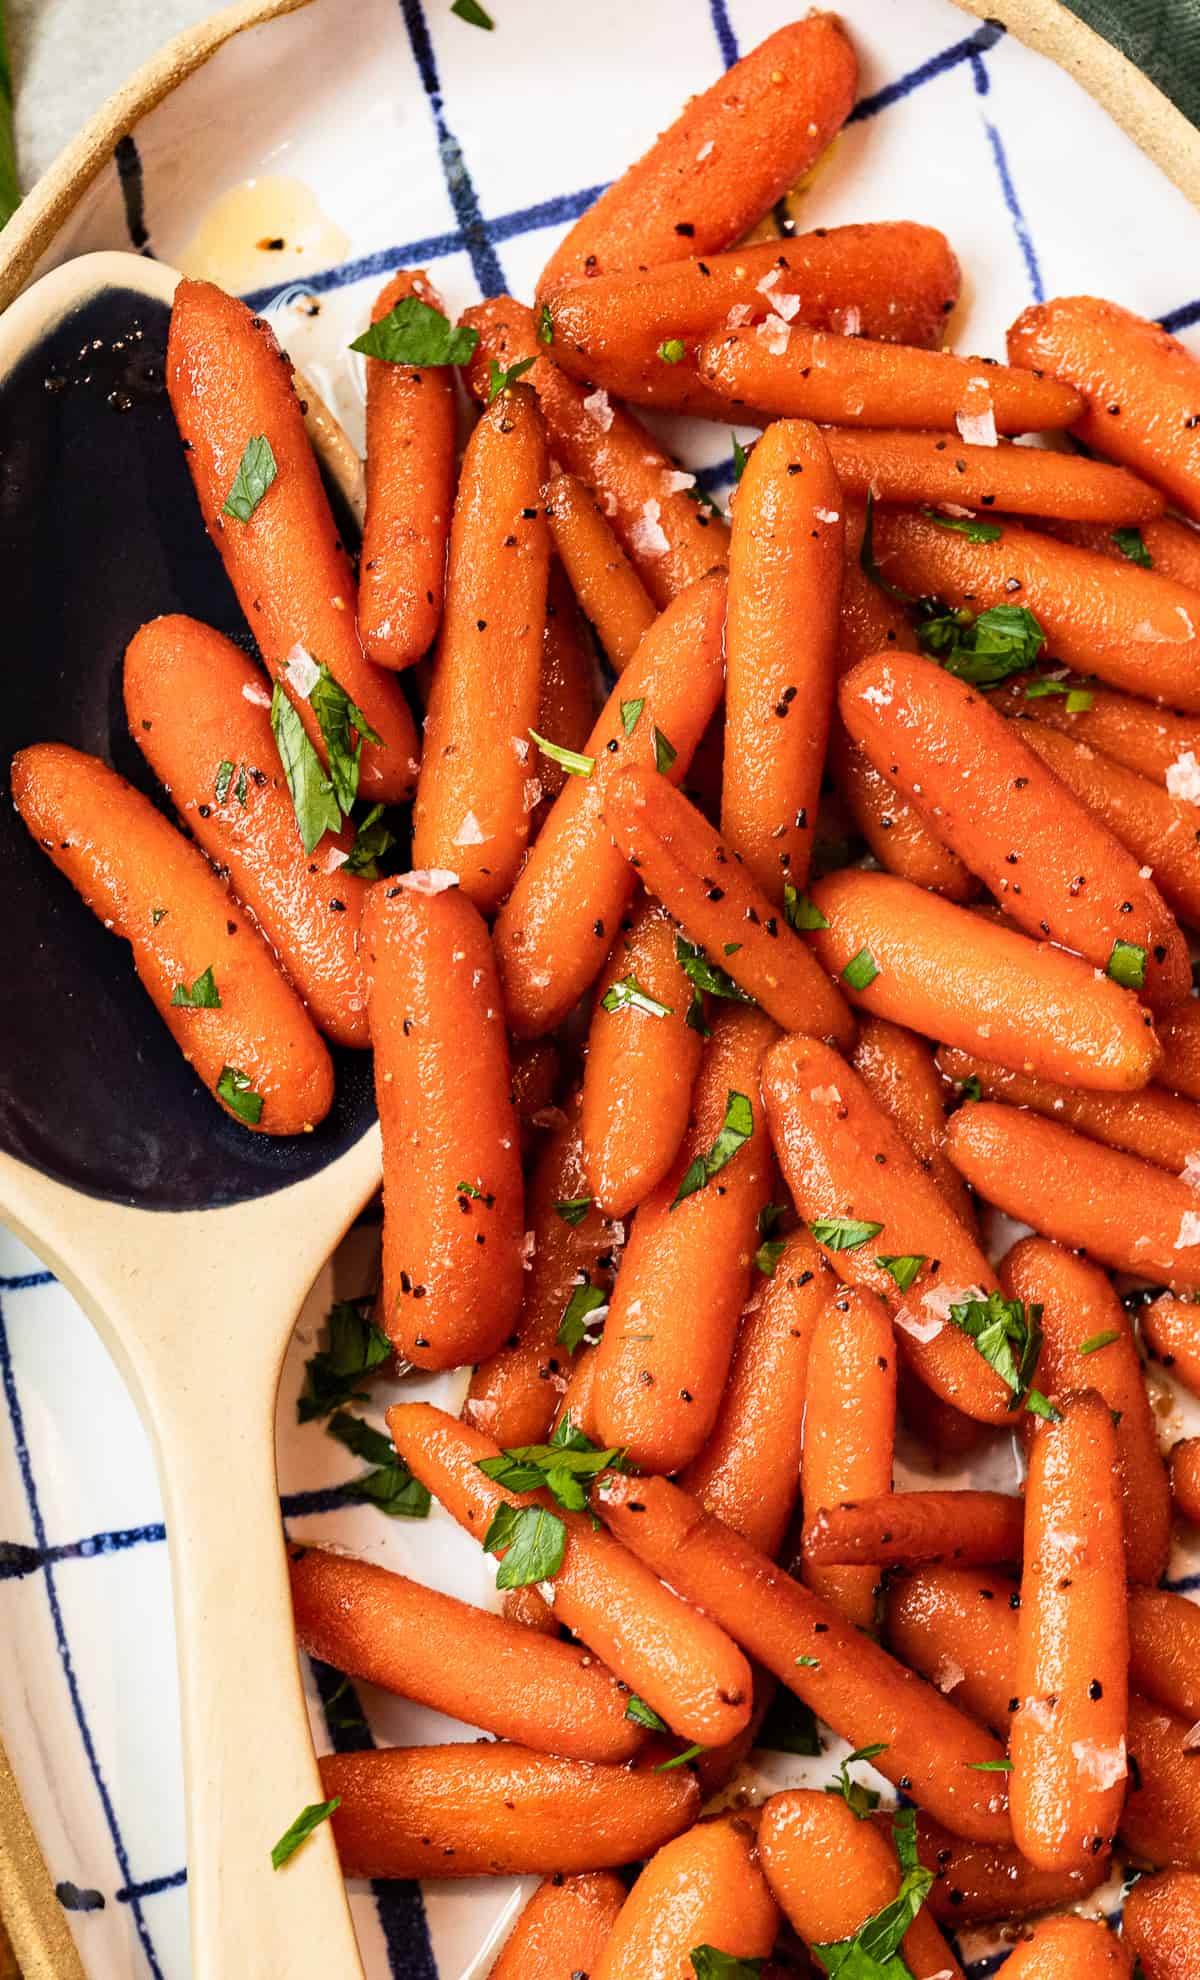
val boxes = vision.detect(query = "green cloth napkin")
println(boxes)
[1064,0,1200,130]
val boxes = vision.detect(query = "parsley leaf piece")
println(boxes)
[601,974,674,1018]
[959,1073,983,1102]
[215,759,235,804]
[825,1742,887,1820]
[755,1238,787,1277]
[537,302,554,345]
[327,1409,397,1469]
[555,1195,593,1226]
[488,354,536,403]
[675,935,754,1005]
[688,1951,764,1980]
[216,1065,263,1125]
[310,664,383,817]
[658,338,686,364]
[1107,939,1147,990]
[626,1694,669,1731]
[812,1218,883,1252]
[477,1437,623,1514]
[342,803,396,879]
[452,0,494,24]
[171,965,221,1009]
[223,435,277,522]
[483,1502,567,1589]
[655,1743,705,1772]
[945,1290,1059,1422]
[1066,688,1094,712]
[151,906,168,926]
[298,1300,391,1421]
[756,1688,821,1755]
[235,764,248,805]
[842,946,879,991]
[271,681,341,854]
[875,1254,925,1294]
[557,1280,608,1354]
[731,435,749,483]
[812,1808,933,1976]
[968,1757,1014,1772]
[327,1411,431,1518]
[620,697,645,737]
[323,1674,368,1734]
[271,1797,341,1869]
[1112,526,1152,568]
[653,726,678,774]
[455,1179,493,1202]
[922,507,1003,544]
[351,296,479,367]
[1079,1329,1120,1356]
[530,728,594,778]
[783,882,829,931]
[917,601,1046,688]
[860,490,916,604]
[671,1090,754,1210]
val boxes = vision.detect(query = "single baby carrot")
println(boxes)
[840,648,1190,1011]
[364,879,524,1370]
[547,473,657,672]
[806,1491,1024,1573]
[463,1097,618,1448]
[536,14,857,292]
[1123,1868,1200,1980]
[937,1045,1200,1176]
[547,222,961,414]
[536,563,599,800]
[287,1545,642,1763]
[1011,1389,1129,1872]
[1140,1298,1200,1398]
[412,382,549,911]
[885,1566,1023,1735]
[510,1037,561,1141]
[762,1032,1012,1425]
[995,673,1200,785]
[758,1790,965,1979]
[1172,1438,1200,1523]
[387,1402,754,1747]
[462,298,729,605]
[488,1873,625,1980]
[853,1016,975,1230]
[552,1340,603,1445]
[592,1816,778,1980]
[998,1916,1132,1979]
[946,1104,1200,1293]
[722,418,843,897]
[807,867,1162,1092]
[602,766,855,1045]
[494,573,727,1039]
[822,427,1163,521]
[503,1583,558,1636]
[596,1471,1014,1840]
[908,1811,1111,1927]
[1017,720,1200,932]
[319,1742,698,1880]
[166,278,417,798]
[1121,1693,1200,1870]
[124,614,369,1049]
[580,896,704,1217]
[801,1286,897,1627]
[679,1227,832,1556]
[590,1005,777,1473]
[897,1364,991,1460]
[1129,1587,1200,1724]
[1001,1236,1170,1584]
[867,507,1200,711]
[699,324,1083,430]
[12,742,332,1133]
[358,268,456,668]
[1159,1000,1200,1103]
[1007,295,1200,521]
[1044,513,1200,591]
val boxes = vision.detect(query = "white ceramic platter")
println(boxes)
[4,0,1200,1974]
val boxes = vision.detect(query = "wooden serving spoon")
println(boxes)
[0,252,378,1979]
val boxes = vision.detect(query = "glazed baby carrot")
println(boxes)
[1001,1236,1170,1584]
[602,766,855,1045]
[166,278,418,798]
[536,14,857,292]
[580,896,704,1217]
[1011,1389,1128,1872]
[1044,513,1200,590]
[909,1811,1110,1927]
[1159,1001,1200,1103]
[494,573,727,1038]
[387,1402,754,1747]
[590,1004,777,1473]
[1121,1693,1200,1869]
[853,1016,975,1229]
[806,1491,1024,1573]
[124,614,369,1049]
[1123,1868,1200,1980]
[547,473,657,672]
[946,1105,1200,1292]
[412,382,549,911]
[822,427,1163,521]
[510,1037,561,1144]
[936,1045,1200,1176]
[897,1364,990,1460]
[807,867,1162,1091]
[287,1545,642,1764]
[840,648,1190,1011]
[552,1340,603,1444]
[998,1916,1131,1979]
[1129,1587,1200,1723]
[319,1742,698,1880]
[1018,720,1200,931]
[463,1097,618,1448]
[867,507,1200,710]
[503,1583,558,1636]
[1008,295,1200,520]
[800,1286,896,1627]
[363,879,524,1370]
[12,742,332,1133]
[1171,1438,1200,1522]
[462,298,729,605]
[678,1226,832,1556]
[592,1815,778,1980]
[488,1873,625,1980]
[1001,673,1200,785]
[547,222,961,414]
[722,418,843,896]
[758,1790,965,1979]
[596,1471,1014,1839]
[699,324,1083,430]
[762,1033,1012,1425]
[884,1568,1019,1734]
[536,564,599,800]
[358,268,456,668]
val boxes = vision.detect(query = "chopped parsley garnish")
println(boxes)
[342,803,396,878]
[1079,1329,1120,1356]
[271,683,341,854]
[530,729,594,778]
[755,1200,789,1277]
[1023,677,1094,713]
[675,935,754,1005]
[487,354,536,403]
[171,965,220,1009]
[922,508,1003,544]
[215,759,235,804]
[477,1424,624,1514]
[451,0,494,25]
[756,1687,821,1755]
[917,602,1046,688]
[825,1742,887,1819]
[556,1280,608,1354]
[554,1195,593,1226]
[455,1179,491,1201]
[216,1065,263,1125]
[655,1742,705,1772]
[959,1073,983,1102]
[271,1797,340,1869]
[223,435,277,522]
[875,1254,925,1294]
[1107,939,1147,991]
[946,1290,1057,1422]
[626,1694,669,1731]
[653,726,678,774]
[621,697,645,736]
[483,1502,566,1589]
[601,974,673,1018]
[351,296,479,366]
[731,434,749,483]
[842,947,879,991]
[1112,526,1152,568]
[688,1951,764,1979]
[672,1090,753,1210]
[968,1757,1014,1772]
[310,663,383,816]
[151,906,168,926]
[811,1218,883,1252]
[537,302,554,345]
[298,1299,391,1421]
[327,1410,431,1518]
[812,1808,933,1978]
[658,338,686,364]
[783,883,829,931]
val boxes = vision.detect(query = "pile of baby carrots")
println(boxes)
[17,8,1200,1973]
